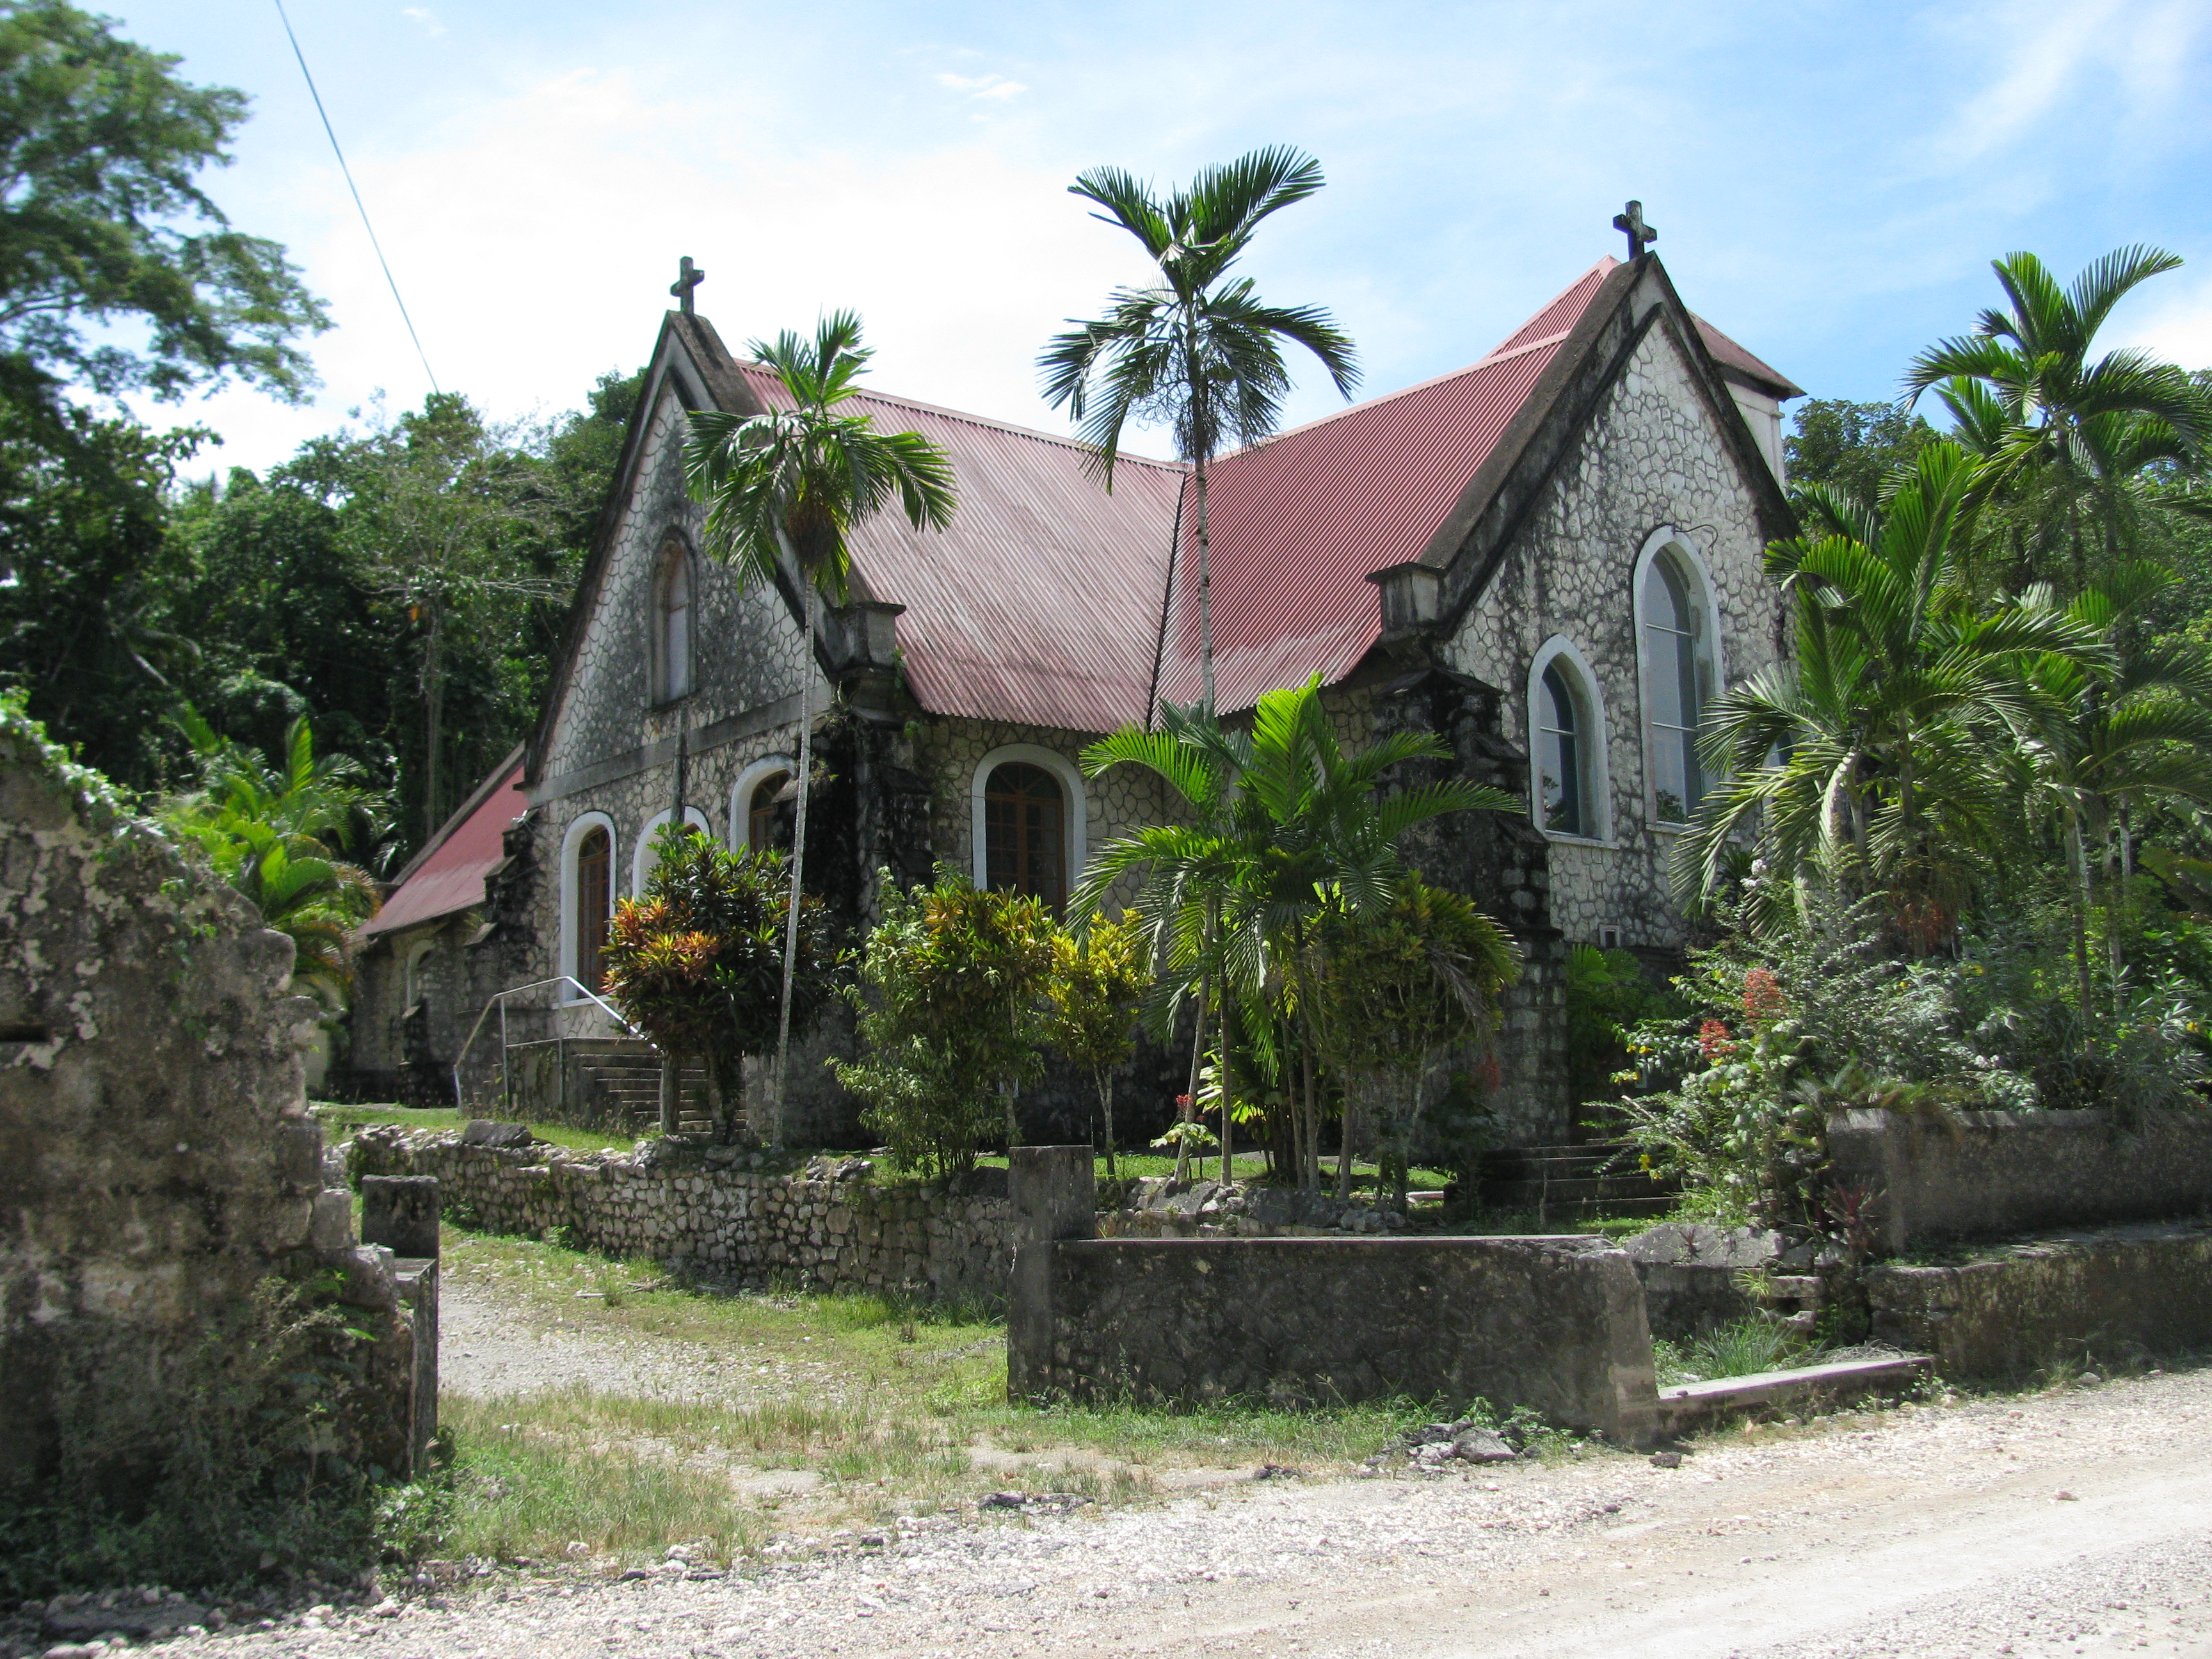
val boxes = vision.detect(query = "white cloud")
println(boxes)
[2116,273,2212,372]
[161,65,1153,476]
[399,7,446,38]
[934,71,1026,100]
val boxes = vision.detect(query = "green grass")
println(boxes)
[970,1149,1454,1192]
[417,1220,1457,1563]
[311,1103,637,1156]
[1652,1318,1817,1387]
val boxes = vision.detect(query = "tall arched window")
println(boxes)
[1639,547,1713,824]
[984,762,1066,910]
[573,826,611,993]
[653,540,693,702]
[1538,662,1587,837]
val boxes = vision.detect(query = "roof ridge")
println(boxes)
[1217,257,1621,456]
[733,360,1189,474]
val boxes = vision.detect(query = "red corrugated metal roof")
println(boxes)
[735,366,1187,736]
[1155,260,1615,714]
[360,761,528,938]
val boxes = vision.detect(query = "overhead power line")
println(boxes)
[272,0,440,394]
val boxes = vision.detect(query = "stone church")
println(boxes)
[344,241,1800,1151]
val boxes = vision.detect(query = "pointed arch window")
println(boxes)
[573,826,611,994]
[984,763,1066,910]
[1639,545,1717,824]
[1539,663,1587,836]
[653,540,694,703]
[748,770,793,851]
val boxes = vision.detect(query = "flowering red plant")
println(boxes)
[1740,967,1786,1025]
[1697,1018,1735,1061]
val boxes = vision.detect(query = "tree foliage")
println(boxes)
[601,826,836,1145]
[1046,911,1151,1176]
[0,0,327,414]
[834,867,1056,1180]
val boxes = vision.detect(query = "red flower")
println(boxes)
[1697,1019,1735,1061]
[1741,967,1786,1024]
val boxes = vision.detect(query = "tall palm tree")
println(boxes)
[685,312,956,1149]
[1075,678,1512,1191]
[1905,246,2212,590]
[1679,442,2098,947]
[1039,147,1359,710]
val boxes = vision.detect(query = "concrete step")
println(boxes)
[1653,1354,1934,1436]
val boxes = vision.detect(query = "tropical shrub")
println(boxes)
[601,827,836,1144]
[833,867,1056,1180]
[1046,913,1152,1176]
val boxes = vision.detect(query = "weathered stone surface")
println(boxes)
[462,1119,538,1150]
[361,1174,442,1258]
[1014,1233,1660,1444]
[0,714,422,1485]
[349,1128,1013,1305]
[1624,1222,1782,1340]
[1865,1221,2212,1379]
[1829,1108,2212,1253]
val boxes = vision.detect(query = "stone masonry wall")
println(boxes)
[0,712,422,1486]
[1444,317,1789,953]
[349,1128,1013,1306]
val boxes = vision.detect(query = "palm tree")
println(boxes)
[684,312,956,1148]
[1905,246,2212,591]
[1039,147,1359,710]
[1679,442,2098,947]
[2011,562,2212,1019]
[1075,678,1513,1192]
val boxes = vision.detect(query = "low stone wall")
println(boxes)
[1016,1231,1659,1443]
[1865,1221,2212,1378]
[1829,1107,2212,1254]
[1623,1222,1783,1340]
[347,1128,1012,1305]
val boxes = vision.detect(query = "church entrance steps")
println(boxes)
[1478,1141,1678,1222]
[497,1038,720,1137]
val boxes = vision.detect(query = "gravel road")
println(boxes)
[33,1282,2212,1658]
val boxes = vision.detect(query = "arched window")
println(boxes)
[1528,636,1611,843]
[403,940,437,1010]
[1538,663,1587,837]
[1637,538,1719,824]
[573,826,611,994]
[730,756,797,854]
[653,540,694,703]
[984,763,1066,909]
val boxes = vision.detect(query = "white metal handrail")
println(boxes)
[451,976,652,1110]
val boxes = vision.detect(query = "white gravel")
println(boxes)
[22,1353,2208,1659]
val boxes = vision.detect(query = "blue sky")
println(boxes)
[121,0,2212,475]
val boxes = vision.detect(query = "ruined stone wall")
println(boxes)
[0,712,420,1486]
[1442,318,1789,952]
[349,1128,1013,1306]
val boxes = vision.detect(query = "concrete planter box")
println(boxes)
[1827,1107,2212,1254]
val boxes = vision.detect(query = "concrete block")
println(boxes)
[310,1189,355,1252]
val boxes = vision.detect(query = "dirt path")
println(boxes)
[191,1288,2212,1659]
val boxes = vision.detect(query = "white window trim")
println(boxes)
[728,755,797,852]
[1527,635,1613,846]
[1631,526,1727,830]
[969,743,1087,897]
[557,811,616,999]
[632,805,714,895]
[403,939,437,1007]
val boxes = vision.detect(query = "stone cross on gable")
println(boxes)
[1612,200,1657,262]
[670,255,705,316]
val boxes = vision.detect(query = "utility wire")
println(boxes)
[272,0,440,394]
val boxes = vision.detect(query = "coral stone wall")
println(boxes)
[0,714,419,1484]
[348,1128,1013,1306]
[1443,317,1789,954]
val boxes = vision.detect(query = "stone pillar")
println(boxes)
[360,1175,441,1260]
[1006,1146,1095,1400]
[360,1175,440,1468]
